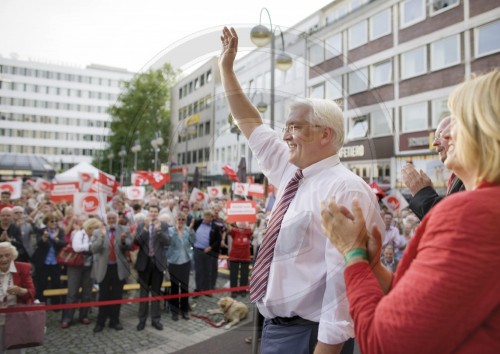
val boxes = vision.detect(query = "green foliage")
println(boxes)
[94,64,179,177]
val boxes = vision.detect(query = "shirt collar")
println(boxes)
[301,154,341,179]
[1,262,17,275]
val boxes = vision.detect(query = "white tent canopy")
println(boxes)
[53,161,101,182]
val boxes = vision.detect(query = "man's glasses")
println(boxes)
[177,218,186,222]
[281,124,322,135]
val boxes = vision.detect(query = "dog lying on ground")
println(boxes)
[207,296,249,329]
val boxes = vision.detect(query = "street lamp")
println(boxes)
[107,152,114,175]
[151,132,164,171]
[251,7,293,129]
[131,140,141,171]
[251,91,268,113]
[118,145,127,185]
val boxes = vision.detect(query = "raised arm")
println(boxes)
[219,27,263,139]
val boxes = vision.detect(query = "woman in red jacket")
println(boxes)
[0,241,36,351]
[321,70,500,354]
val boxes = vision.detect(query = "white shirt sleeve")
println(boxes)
[72,230,90,252]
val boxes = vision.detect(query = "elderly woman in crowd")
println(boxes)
[32,212,66,304]
[321,70,500,353]
[166,213,195,321]
[61,218,102,329]
[0,241,36,353]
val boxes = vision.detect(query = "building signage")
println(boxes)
[339,145,365,159]
[408,136,429,147]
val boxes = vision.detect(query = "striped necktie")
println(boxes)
[250,169,304,303]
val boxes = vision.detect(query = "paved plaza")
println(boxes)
[27,275,255,354]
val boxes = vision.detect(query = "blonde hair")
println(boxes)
[83,218,102,233]
[448,69,500,185]
[288,98,345,151]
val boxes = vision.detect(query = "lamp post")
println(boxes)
[107,152,114,175]
[151,132,164,171]
[118,145,127,185]
[131,140,141,171]
[251,8,293,130]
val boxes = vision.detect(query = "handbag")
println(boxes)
[56,244,84,267]
[4,305,46,350]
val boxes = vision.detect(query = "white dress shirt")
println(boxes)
[72,229,92,267]
[249,125,384,345]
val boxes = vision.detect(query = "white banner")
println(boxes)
[232,182,249,196]
[189,187,208,204]
[0,180,22,200]
[207,186,223,199]
[73,192,107,218]
[122,186,145,200]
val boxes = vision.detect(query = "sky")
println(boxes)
[0,0,333,73]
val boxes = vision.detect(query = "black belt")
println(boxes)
[194,247,205,251]
[269,316,317,326]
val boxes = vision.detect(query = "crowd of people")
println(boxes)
[0,27,496,354]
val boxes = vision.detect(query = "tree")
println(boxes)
[94,64,179,180]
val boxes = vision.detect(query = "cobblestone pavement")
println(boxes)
[27,276,253,354]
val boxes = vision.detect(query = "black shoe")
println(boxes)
[93,324,104,333]
[110,323,123,331]
[152,321,164,330]
[181,312,190,320]
[171,313,179,321]
[136,321,146,331]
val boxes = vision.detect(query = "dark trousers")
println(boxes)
[168,262,190,314]
[194,248,218,291]
[261,318,354,354]
[63,265,93,322]
[138,257,163,322]
[34,263,62,304]
[229,260,250,296]
[96,264,125,326]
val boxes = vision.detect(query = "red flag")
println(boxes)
[369,182,386,198]
[222,165,239,182]
[147,172,171,190]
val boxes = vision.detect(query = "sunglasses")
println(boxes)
[177,218,186,221]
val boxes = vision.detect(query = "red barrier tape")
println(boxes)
[0,286,249,313]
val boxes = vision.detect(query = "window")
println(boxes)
[179,88,183,99]
[198,124,203,137]
[370,9,391,40]
[432,98,450,127]
[476,20,500,58]
[401,46,427,79]
[371,60,392,87]
[205,122,210,135]
[400,0,425,28]
[402,102,428,133]
[310,83,325,98]
[326,75,342,99]
[206,70,212,83]
[204,148,210,161]
[309,44,324,66]
[348,67,368,94]
[430,0,459,15]
[431,35,460,71]
[200,74,205,86]
[349,20,368,49]
[325,33,342,59]
[347,116,369,140]
[371,110,392,136]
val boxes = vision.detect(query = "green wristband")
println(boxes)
[344,248,368,263]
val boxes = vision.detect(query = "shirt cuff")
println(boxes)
[318,319,354,345]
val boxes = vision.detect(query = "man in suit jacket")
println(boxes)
[90,212,132,333]
[193,210,222,294]
[135,204,170,331]
[403,116,465,220]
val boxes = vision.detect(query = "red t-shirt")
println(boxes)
[228,227,252,261]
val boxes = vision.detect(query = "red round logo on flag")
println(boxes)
[235,184,244,195]
[210,188,218,197]
[81,173,92,183]
[386,196,400,210]
[80,195,99,213]
[40,181,50,191]
[196,192,205,202]
[0,185,14,193]
[131,188,141,198]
